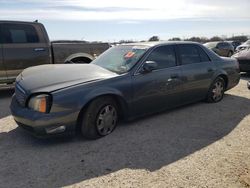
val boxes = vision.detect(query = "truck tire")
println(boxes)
[70,57,92,64]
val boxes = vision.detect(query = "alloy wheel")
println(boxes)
[212,81,224,102]
[96,105,117,136]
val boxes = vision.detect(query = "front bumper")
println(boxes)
[10,95,78,138]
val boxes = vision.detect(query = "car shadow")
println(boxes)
[0,94,250,187]
[0,89,14,119]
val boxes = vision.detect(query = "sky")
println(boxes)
[0,0,250,42]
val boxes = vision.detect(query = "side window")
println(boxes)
[217,42,225,48]
[197,46,210,62]
[146,45,176,69]
[2,24,39,44]
[178,44,200,65]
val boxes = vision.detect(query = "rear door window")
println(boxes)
[197,47,210,62]
[179,44,211,64]
[2,24,39,44]
[178,44,200,65]
[146,45,176,69]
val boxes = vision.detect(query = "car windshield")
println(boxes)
[91,45,148,74]
[204,42,217,48]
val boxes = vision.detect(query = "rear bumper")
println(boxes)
[238,59,250,72]
[10,95,78,138]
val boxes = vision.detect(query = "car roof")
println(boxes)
[0,20,41,25]
[120,41,201,47]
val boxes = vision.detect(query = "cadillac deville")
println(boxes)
[10,42,240,139]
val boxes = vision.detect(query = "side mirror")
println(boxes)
[141,61,158,73]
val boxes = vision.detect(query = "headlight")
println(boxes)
[28,94,52,113]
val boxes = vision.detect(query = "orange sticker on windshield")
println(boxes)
[124,52,135,58]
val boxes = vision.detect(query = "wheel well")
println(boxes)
[76,94,127,133]
[218,74,228,89]
[70,57,92,64]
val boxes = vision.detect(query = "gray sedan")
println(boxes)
[204,41,234,57]
[10,42,240,139]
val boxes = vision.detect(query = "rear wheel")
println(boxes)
[81,96,118,139]
[206,77,225,103]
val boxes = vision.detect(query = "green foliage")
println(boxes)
[148,36,160,41]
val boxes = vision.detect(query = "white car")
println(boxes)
[236,40,250,52]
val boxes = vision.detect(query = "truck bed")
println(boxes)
[51,42,110,64]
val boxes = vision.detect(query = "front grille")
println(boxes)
[15,84,27,107]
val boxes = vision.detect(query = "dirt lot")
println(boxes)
[0,76,250,188]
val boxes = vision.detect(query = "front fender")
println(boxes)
[82,87,129,117]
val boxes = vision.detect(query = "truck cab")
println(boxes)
[0,21,51,85]
[0,20,110,88]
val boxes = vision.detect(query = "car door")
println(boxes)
[131,45,183,116]
[0,23,8,84]
[177,44,216,104]
[2,23,50,82]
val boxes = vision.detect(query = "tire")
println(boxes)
[81,96,118,139]
[72,60,88,64]
[206,77,225,103]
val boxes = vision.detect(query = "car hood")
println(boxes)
[16,64,117,93]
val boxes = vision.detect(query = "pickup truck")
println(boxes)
[0,20,110,87]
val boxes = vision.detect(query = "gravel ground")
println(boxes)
[0,76,250,188]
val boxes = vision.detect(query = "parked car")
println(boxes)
[232,48,250,72]
[204,41,234,57]
[236,40,250,52]
[10,41,240,139]
[226,41,241,50]
[0,20,110,88]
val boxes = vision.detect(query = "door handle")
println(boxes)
[34,48,45,52]
[167,75,179,82]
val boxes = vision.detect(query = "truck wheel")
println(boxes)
[81,96,118,139]
[70,57,92,64]
[206,77,225,103]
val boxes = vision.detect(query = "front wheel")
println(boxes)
[81,96,118,139]
[206,77,225,103]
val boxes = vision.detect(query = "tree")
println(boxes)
[148,36,160,41]
[168,37,181,41]
[227,35,248,43]
[210,36,223,42]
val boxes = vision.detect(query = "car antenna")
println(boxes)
[34,20,38,23]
